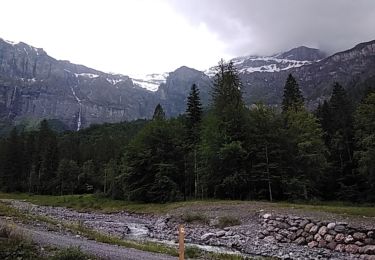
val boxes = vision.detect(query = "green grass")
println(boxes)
[276,201,375,217]
[1,192,375,218]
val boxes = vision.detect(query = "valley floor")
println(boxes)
[0,194,374,260]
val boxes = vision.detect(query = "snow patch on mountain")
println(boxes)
[131,72,169,92]
[75,73,100,78]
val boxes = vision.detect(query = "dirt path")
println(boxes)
[0,218,176,260]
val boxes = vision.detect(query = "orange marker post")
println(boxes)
[178,224,185,260]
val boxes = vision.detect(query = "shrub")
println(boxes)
[217,216,241,228]
[181,213,208,224]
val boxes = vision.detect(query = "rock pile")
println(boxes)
[259,213,375,257]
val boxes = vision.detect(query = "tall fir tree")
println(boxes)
[354,92,375,201]
[185,83,203,198]
[153,104,166,120]
[202,59,249,198]
[282,74,304,112]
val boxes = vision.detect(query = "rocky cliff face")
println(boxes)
[0,39,157,130]
[156,66,212,115]
[237,40,375,108]
[1,38,374,130]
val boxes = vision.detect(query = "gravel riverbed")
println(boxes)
[3,199,374,260]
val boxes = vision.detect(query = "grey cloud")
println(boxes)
[167,0,375,56]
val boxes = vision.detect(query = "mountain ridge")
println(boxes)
[1,37,374,130]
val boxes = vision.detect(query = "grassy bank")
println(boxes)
[1,192,374,217]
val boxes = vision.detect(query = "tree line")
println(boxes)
[0,60,374,203]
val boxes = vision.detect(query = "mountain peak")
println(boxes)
[275,46,327,61]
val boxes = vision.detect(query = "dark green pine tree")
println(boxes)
[354,92,375,201]
[282,74,304,112]
[202,59,249,199]
[329,83,356,200]
[212,59,246,142]
[185,83,203,198]
[153,103,166,120]
[186,84,203,145]
[36,120,59,194]
[2,128,23,192]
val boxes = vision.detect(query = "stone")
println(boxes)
[216,231,226,237]
[327,223,336,230]
[364,238,375,245]
[296,229,304,237]
[337,222,348,226]
[327,241,337,250]
[335,225,346,233]
[299,219,310,228]
[318,240,327,248]
[314,233,322,242]
[294,236,306,245]
[308,241,319,248]
[324,234,334,242]
[201,233,216,241]
[353,232,367,241]
[335,233,345,243]
[345,244,359,254]
[355,241,365,246]
[345,235,354,244]
[304,223,314,232]
[289,227,298,231]
[359,245,375,254]
[318,226,328,236]
[264,236,277,243]
[328,230,337,236]
[335,244,346,252]
[288,233,297,241]
[263,213,272,219]
[275,234,283,241]
[306,235,314,243]
[368,231,375,239]
[309,225,319,234]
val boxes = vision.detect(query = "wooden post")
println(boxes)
[178,224,185,260]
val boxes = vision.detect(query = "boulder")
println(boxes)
[216,231,226,237]
[335,244,346,252]
[306,235,314,243]
[308,241,318,248]
[327,223,336,230]
[318,240,327,248]
[294,236,306,245]
[327,241,337,250]
[314,233,322,242]
[309,225,319,234]
[299,219,310,228]
[296,229,304,237]
[345,235,354,244]
[345,244,359,254]
[365,238,375,245]
[353,232,367,241]
[201,233,216,241]
[359,245,375,254]
[335,225,346,233]
[335,233,345,243]
[264,236,277,243]
[368,231,375,239]
[263,213,272,219]
[324,234,334,243]
[318,226,328,236]
[304,223,314,232]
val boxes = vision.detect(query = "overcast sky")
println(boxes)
[1,0,374,77]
